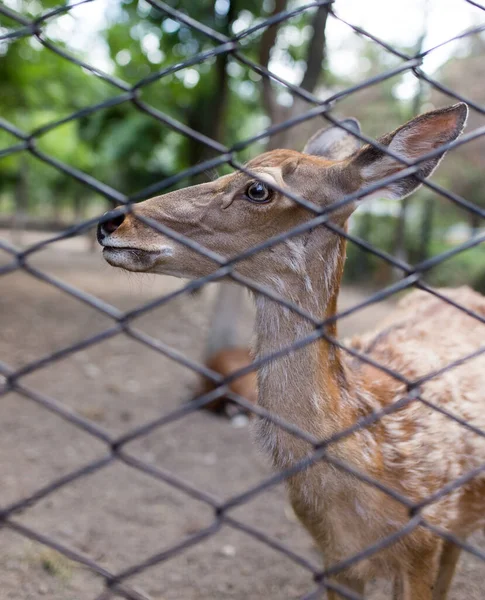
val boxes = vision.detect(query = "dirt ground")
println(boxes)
[0,230,484,600]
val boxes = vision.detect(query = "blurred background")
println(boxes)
[1,1,485,599]
[1,0,484,287]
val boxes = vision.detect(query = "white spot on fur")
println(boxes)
[282,239,307,276]
[311,391,322,410]
[354,499,366,518]
[159,246,174,257]
[268,275,287,295]
[304,274,313,294]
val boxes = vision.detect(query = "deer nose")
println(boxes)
[97,211,125,244]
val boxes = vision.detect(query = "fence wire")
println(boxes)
[1,1,485,599]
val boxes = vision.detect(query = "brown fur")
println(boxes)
[198,347,257,416]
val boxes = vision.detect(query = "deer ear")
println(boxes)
[303,118,362,160]
[349,103,468,201]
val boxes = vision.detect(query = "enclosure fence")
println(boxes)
[1,1,485,598]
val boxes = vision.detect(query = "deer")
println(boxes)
[97,102,485,599]
[198,346,257,422]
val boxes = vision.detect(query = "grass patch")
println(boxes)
[27,546,74,582]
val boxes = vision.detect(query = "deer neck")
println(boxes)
[253,234,360,467]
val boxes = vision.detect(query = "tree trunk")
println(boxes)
[469,207,481,235]
[187,0,236,184]
[204,282,250,359]
[11,156,28,247]
[358,211,373,280]
[392,2,428,278]
[393,196,409,280]
[417,196,434,263]
[73,190,84,222]
[260,2,330,150]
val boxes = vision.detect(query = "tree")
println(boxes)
[259,1,330,149]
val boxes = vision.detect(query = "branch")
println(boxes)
[300,4,330,93]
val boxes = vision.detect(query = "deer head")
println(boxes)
[98,104,467,292]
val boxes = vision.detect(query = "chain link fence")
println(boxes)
[1,1,485,598]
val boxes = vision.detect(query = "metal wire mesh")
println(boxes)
[1,1,485,598]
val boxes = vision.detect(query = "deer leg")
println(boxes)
[432,539,461,600]
[327,577,365,599]
[393,575,404,600]
[393,549,439,600]
[393,573,434,600]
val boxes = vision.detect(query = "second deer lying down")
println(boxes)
[199,346,257,420]
[98,103,485,599]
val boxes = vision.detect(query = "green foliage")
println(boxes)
[0,0,328,206]
[426,242,485,292]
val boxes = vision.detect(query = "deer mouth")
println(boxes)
[102,245,173,272]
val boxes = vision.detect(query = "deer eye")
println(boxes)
[245,181,272,203]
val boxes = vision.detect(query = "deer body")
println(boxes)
[255,267,485,593]
[98,103,485,598]
[200,347,257,418]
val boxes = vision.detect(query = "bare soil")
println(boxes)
[0,230,483,600]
